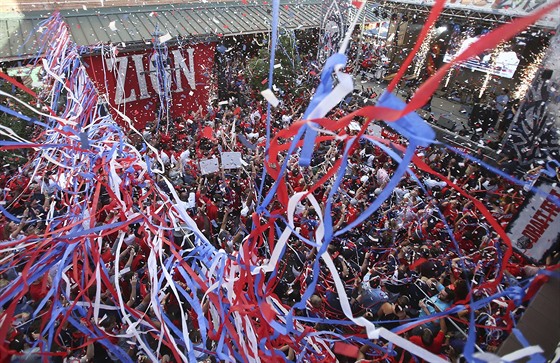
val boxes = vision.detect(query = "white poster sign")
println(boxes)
[221,152,243,169]
[367,123,383,137]
[199,158,220,175]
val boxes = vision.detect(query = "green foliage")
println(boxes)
[246,49,270,91]
[246,33,303,95]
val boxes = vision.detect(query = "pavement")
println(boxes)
[354,74,503,163]
[355,73,470,127]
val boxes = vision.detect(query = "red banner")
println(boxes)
[82,43,215,129]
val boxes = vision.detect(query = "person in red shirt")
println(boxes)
[346,202,360,224]
[409,328,445,355]
[28,275,52,302]
[407,317,449,361]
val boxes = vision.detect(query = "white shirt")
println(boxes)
[424,178,447,190]
[376,168,389,186]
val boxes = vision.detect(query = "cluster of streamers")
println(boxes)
[277,27,301,70]
[152,26,173,133]
[317,0,347,66]
[0,12,218,363]
[1,1,560,363]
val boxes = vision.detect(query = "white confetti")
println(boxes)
[159,33,172,43]
[261,89,280,107]
[109,21,117,31]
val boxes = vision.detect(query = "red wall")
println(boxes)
[83,42,215,129]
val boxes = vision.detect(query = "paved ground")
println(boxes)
[355,74,471,128]
[354,74,502,163]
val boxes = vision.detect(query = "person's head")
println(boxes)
[9,333,26,352]
[438,287,455,302]
[100,314,118,332]
[27,320,42,342]
[368,274,381,289]
[310,294,323,309]
[189,330,202,344]
[397,294,410,309]
[421,328,434,346]
[454,279,469,302]
[395,295,410,318]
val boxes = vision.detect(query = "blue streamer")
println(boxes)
[0,205,22,223]
[299,53,348,167]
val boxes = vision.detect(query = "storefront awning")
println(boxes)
[0,0,328,61]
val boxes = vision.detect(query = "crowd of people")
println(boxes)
[1,39,559,363]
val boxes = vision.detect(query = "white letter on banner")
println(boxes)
[131,54,150,100]
[172,48,196,92]
[149,53,161,95]
[105,56,137,105]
